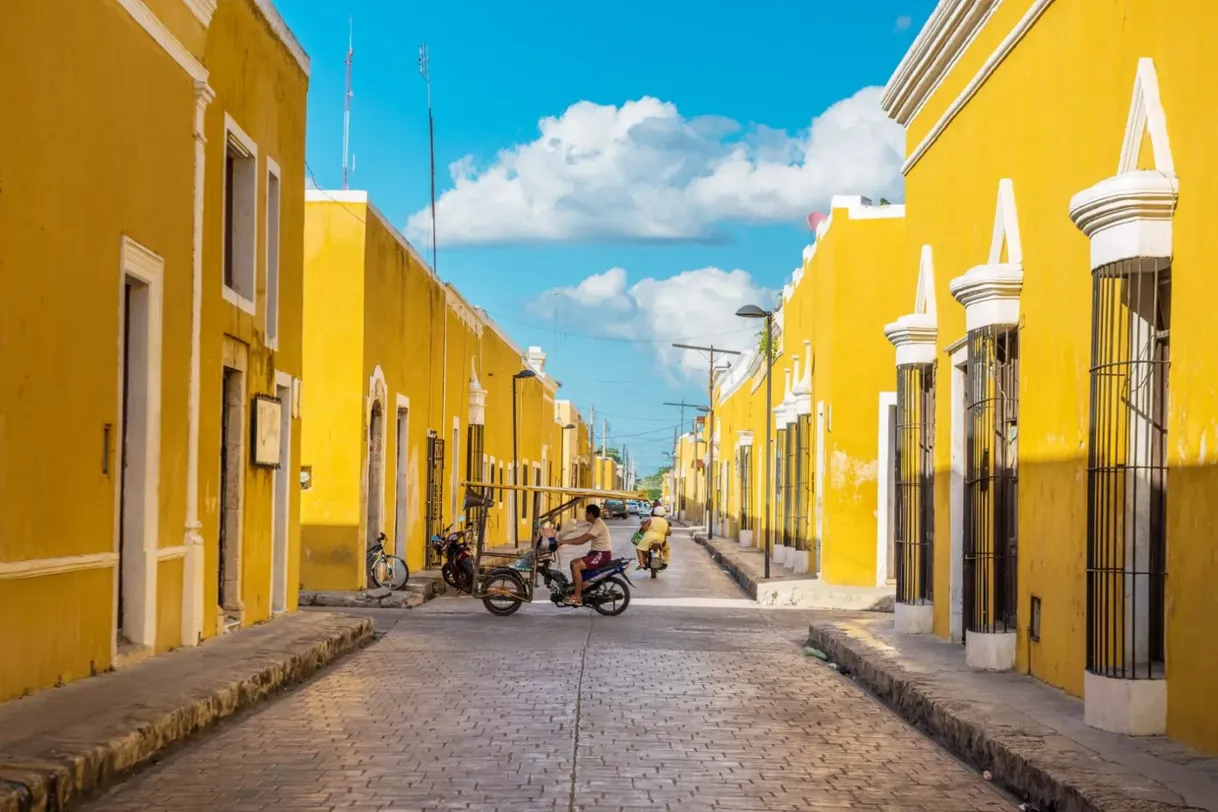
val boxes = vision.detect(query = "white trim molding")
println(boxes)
[792,340,813,416]
[1069,58,1178,270]
[949,178,1024,331]
[0,553,119,581]
[220,113,259,316]
[182,0,217,27]
[117,0,208,82]
[877,391,898,587]
[884,244,939,366]
[157,545,188,561]
[468,357,487,427]
[253,0,311,76]
[883,0,1002,126]
[902,0,1055,175]
[264,155,282,350]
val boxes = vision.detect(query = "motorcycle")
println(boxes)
[630,526,669,579]
[430,520,475,594]
[480,536,634,617]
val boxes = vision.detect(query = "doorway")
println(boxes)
[270,378,291,614]
[366,400,385,551]
[878,393,898,586]
[218,363,246,629]
[949,349,967,643]
[114,238,163,651]
[394,401,409,558]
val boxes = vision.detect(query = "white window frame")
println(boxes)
[264,156,282,349]
[221,113,258,316]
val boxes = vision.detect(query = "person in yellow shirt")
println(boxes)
[635,505,670,570]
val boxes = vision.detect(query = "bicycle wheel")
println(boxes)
[372,555,409,590]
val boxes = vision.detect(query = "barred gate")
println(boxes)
[424,432,445,568]
[895,363,935,604]
[964,328,1018,635]
[1086,258,1169,680]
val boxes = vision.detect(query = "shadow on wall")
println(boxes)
[300,524,361,592]
[927,449,1218,754]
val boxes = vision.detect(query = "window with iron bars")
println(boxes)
[964,327,1019,635]
[795,414,812,552]
[895,363,935,604]
[739,445,753,531]
[774,427,786,545]
[1087,259,1169,680]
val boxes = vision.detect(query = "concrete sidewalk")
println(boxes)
[805,611,1218,812]
[0,611,372,812]
[692,531,895,611]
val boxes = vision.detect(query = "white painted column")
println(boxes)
[182,81,214,648]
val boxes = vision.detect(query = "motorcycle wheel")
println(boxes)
[590,576,630,617]
[481,569,527,616]
[441,563,458,589]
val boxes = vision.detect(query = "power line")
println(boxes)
[487,311,755,346]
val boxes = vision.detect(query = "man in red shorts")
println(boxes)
[556,502,613,607]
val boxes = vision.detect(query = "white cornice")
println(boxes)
[902,0,1055,175]
[1068,59,1179,270]
[253,0,311,76]
[183,0,216,26]
[949,264,1023,331]
[884,314,939,366]
[883,0,1001,126]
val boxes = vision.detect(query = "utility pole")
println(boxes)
[417,43,437,274]
[341,17,354,190]
[672,344,741,534]
[664,400,709,521]
[588,404,595,488]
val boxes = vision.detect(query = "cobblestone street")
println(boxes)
[85,525,1014,812]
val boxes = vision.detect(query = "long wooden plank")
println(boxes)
[461,481,647,500]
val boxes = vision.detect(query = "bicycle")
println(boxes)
[367,532,409,590]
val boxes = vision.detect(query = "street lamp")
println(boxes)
[736,303,774,579]
[512,369,537,542]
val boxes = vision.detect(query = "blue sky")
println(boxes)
[278,0,934,476]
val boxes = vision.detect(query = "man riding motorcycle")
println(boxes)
[635,504,671,571]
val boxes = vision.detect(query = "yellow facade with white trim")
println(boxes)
[300,194,565,590]
[0,0,307,701]
[885,0,1218,753]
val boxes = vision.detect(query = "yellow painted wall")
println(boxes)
[197,0,308,634]
[300,201,368,589]
[903,0,1218,752]
[0,0,194,701]
[0,0,307,700]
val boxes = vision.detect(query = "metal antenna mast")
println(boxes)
[418,43,438,274]
[342,17,354,190]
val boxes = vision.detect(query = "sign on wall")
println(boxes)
[251,394,283,468]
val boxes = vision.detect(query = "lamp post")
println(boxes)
[512,368,537,543]
[736,304,774,579]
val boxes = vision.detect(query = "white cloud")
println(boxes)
[536,266,776,382]
[406,87,904,246]
[895,14,913,31]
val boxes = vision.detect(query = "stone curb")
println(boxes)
[299,577,440,609]
[804,620,1208,812]
[692,533,757,599]
[0,614,373,812]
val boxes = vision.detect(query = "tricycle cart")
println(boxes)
[459,480,648,616]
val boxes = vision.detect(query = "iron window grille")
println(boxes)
[1086,258,1169,680]
[783,427,796,548]
[795,414,812,552]
[895,362,936,605]
[739,446,753,531]
[964,327,1019,635]
[774,427,786,546]
[465,424,486,543]
[424,432,445,568]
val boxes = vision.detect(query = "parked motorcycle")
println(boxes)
[480,536,633,617]
[430,521,475,594]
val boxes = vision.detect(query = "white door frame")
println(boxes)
[393,395,410,558]
[950,345,968,643]
[270,371,293,614]
[113,236,165,653]
[876,392,897,587]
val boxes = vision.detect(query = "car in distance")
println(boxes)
[603,499,628,519]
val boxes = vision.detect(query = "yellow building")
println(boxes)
[0,0,307,702]
[881,0,1217,751]
[556,401,593,491]
[710,197,908,589]
[300,192,561,590]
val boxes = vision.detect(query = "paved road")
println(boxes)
[86,522,1013,812]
